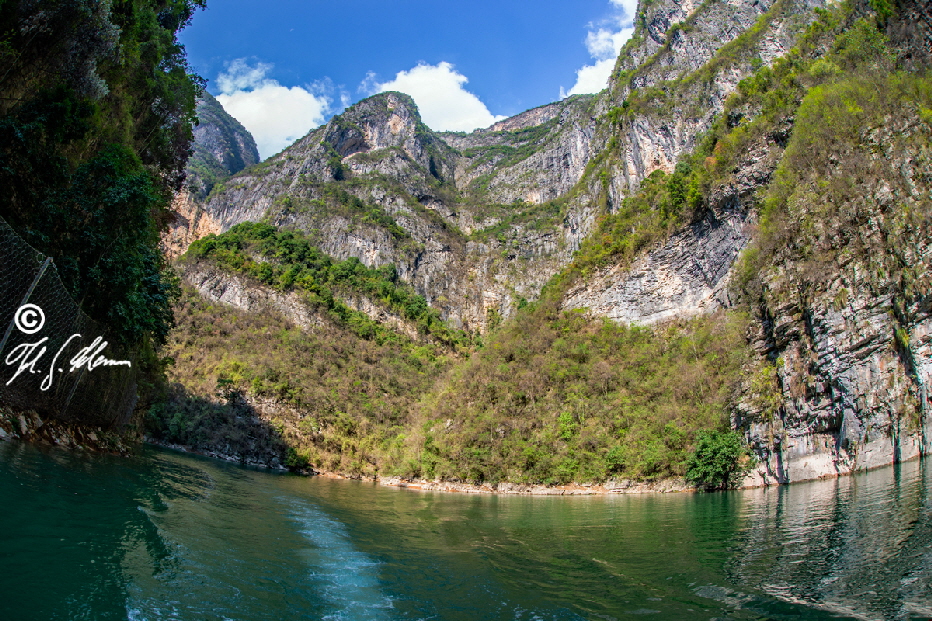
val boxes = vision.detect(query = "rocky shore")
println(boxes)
[143,434,694,494]
[0,406,135,454]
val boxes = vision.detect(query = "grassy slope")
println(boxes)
[152,220,749,483]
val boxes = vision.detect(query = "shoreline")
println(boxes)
[144,437,697,495]
[0,407,134,455]
[4,421,922,496]
[141,437,932,494]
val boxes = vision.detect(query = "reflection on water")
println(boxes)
[0,440,930,620]
[727,459,932,619]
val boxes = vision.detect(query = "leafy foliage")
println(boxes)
[185,222,472,348]
[685,430,752,489]
[0,0,205,347]
[149,285,449,476]
[410,302,750,484]
[153,278,750,483]
[729,11,932,311]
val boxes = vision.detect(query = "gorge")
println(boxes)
[148,0,932,490]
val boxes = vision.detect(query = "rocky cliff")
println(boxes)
[171,0,820,333]
[163,92,259,258]
[163,0,932,487]
[186,91,261,198]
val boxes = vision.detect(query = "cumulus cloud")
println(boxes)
[215,59,330,159]
[561,0,638,97]
[609,0,639,17]
[365,62,505,132]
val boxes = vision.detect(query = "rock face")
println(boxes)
[186,91,261,199]
[739,294,932,487]
[182,262,325,333]
[183,0,817,332]
[731,74,932,485]
[181,261,424,340]
[603,0,821,199]
[563,208,752,325]
[0,406,134,454]
[164,91,260,258]
[162,191,222,260]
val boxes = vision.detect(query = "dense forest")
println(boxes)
[0,0,204,349]
[0,0,209,431]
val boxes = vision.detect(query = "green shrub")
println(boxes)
[685,430,752,490]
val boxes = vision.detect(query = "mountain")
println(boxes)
[186,91,261,199]
[156,0,932,489]
[163,93,259,258]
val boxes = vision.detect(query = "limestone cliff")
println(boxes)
[163,92,260,258]
[174,0,817,334]
[731,66,932,485]
[181,261,424,341]
[190,91,598,331]
[186,91,261,199]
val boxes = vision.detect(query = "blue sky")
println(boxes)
[180,0,637,158]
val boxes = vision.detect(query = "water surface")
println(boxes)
[1,441,930,620]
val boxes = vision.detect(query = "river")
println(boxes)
[0,441,929,620]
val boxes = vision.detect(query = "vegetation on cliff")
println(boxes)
[152,227,750,484]
[185,222,472,348]
[0,0,205,349]
[730,15,932,309]
[406,303,749,484]
[149,285,449,472]
[151,0,930,488]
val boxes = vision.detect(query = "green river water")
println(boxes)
[1,440,930,620]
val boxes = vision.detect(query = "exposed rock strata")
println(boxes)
[735,103,932,485]
[182,262,423,340]
[183,263,325,332]
[740,294,932,487]
[563,209,752,324]
[163,191,222,259]
[186,91,260,199]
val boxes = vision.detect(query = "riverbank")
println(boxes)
[8,422,926,496]
[0,406,135,454]
[375,475,693,495]
[144,436,695,495]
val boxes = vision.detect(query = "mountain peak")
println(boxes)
[323,91,427,159]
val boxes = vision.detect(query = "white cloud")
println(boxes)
[215,59,330,160]
[562,1,637,97]
[609,0,639,17]
[366,62,505,132]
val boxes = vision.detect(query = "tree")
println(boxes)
[0,0,206,347]
[685,430,752,490]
